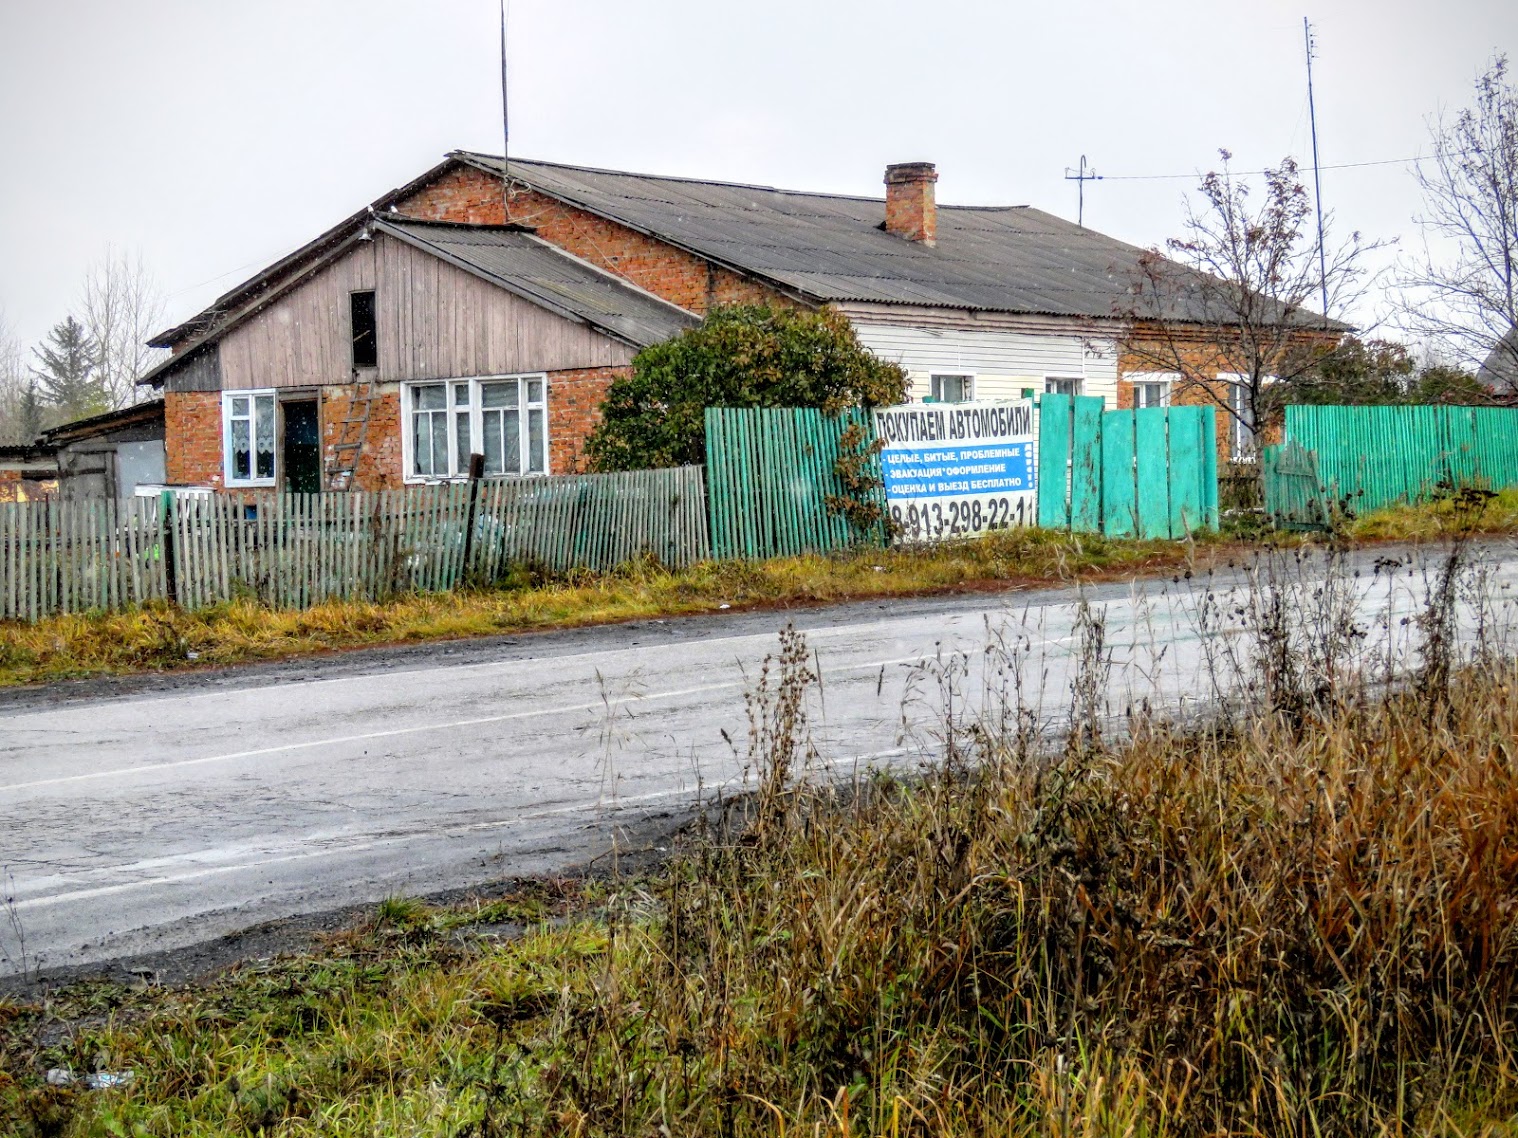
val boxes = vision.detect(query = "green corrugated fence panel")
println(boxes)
[704,406,881,561]
[1037,394,1072,529]
[1099,409,1137,538]
[1287,405,1518,513]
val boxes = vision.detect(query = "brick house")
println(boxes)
[145,153,1332,490]
[0,444,58,503]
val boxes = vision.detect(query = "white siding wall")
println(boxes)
[851,323,1119,408]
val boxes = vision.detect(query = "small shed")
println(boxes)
[0,444,59,502]
[42,400,166,499]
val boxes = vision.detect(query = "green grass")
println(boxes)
[0,528,1195,688]
[4,636,1517,1136]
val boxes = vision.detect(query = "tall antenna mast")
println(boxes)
[499,0,510,222]
[1305,17,1328,320]
[1063,155,1101,227]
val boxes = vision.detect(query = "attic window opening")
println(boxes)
[350,290,377,369]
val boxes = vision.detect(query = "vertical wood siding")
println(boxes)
[217,242,377,390]
[203,235,635,393]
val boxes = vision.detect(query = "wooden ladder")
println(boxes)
[326,378,377,491]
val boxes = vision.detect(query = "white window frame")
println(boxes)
[401,374,550,483]
[222,389,278,487]
[1221,373,1260,462]
[1125,371,1175,409]
[928,373,974,404]
[1045,376,1084,396]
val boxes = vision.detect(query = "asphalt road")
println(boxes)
[3,540,1515,980]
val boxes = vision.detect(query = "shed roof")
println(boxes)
[41,398,165,446]
[374,218,697,348]
[456,153,1340,327]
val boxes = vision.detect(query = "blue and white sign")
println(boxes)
[874,400,1037,541]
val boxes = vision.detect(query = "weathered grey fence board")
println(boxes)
[0,466,710,622]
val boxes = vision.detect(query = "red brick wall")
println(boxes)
[322,384,403,491]
[169,374,614,493]
[397,165,790,316]
[548,365,627,474]
[165,391,224,487]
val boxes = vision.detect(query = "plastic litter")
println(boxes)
[43,1068,135,1090]
[86,1071,135,1089]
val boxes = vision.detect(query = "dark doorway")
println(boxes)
[282,400,321,494]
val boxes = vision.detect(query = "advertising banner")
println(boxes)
[873,400,1037,541]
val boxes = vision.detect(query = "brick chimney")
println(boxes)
[884,162,938,246]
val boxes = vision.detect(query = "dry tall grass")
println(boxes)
[514,606,1518,1136]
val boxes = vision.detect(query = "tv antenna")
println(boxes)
[499,0,511,221]
[1064,155,1101,227]
[1305,17,1328,319]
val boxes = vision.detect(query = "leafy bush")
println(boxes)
[585,305,908,472]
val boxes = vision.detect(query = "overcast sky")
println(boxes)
[1,0,1513,356]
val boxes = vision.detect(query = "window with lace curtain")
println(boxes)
[223,390,276,486]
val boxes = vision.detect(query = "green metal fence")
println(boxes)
[705,406,882,560]
[1285,404,1518,513]
[1038,394,1219,538]
[0,466,710,621]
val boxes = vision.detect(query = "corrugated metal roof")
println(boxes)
[457,154,1230,322]
[375,219,698,347]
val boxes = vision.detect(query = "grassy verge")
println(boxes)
[4,629,1515,1135]
[0,528,1191,688]
[1348,485,1518,542]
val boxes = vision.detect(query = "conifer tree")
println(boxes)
[31,316,107,418]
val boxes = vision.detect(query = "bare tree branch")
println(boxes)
[81,248,168,410]
[1119,152,1384,461]
[1400,55,1518,391]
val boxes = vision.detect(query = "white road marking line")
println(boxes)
[10,748,912,911]
[1,652,949,793]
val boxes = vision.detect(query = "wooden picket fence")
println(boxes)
[0,497,167,622]
[0,466,710,621]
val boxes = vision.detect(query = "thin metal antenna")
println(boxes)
[500,0,510,222]
[1064,155,1102,227]
[1305,17,1328,320]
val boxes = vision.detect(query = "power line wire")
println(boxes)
[1101,153,1433,182]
